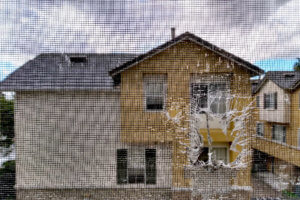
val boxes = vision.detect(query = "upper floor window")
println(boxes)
[271,124,286,143]
[264,92,277,109]
[144,74,167,111]
[117,148,156,184]
[191,83,228,114]
[256,122,264,137]
[256,95,260,108]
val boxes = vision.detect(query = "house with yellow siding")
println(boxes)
[0,31,264,199]
[252,71,300,194]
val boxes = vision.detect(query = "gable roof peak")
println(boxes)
[253,71,300,94]
[109,31,264,77]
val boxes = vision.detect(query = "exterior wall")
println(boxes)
[258,80,290,123]
[120,40,253,187]
[17,188,173,200]
[15,91,172,190]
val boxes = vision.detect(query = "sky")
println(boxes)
[0,0,299,80]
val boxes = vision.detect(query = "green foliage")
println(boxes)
[282,189,299,198]
[0,160,16,199]
[0,95,14,148]
[294,58,300,71]
[0,160,15,176]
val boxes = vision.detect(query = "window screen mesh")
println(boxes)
[0,1,299,200]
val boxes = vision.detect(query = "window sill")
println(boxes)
[264,108,276,111]
[145,109,165,113]
[271,139,286,144]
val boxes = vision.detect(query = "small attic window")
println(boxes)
[69,56,87,63]
[284,73,295,78]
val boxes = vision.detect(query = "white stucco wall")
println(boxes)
[15,91,172,189]
[258,80,290,123]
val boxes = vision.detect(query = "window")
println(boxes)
[256,95,260,108]
[264,92,277,109]
[191,83,228,114]
[198,147,228,164]
[117,149,128,184]
[69,56,87,63]
[256,122,264,137]
[117,148,156,184]
[271,125,286,143]
[144,74,166,111]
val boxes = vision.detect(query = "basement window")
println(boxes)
[69,56,87,64]
[117,148,156,184]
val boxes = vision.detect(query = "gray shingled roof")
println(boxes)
[253,71,300,94]
[0,53,137,91]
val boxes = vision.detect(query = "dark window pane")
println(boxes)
[128,168,144,183]
[145,149,156,184]
[198,147,209,162]
[117,149,128,184]
[69,56,87,63]
[191,84,208,113]
[146,96,163,110]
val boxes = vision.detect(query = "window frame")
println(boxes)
[256,122,264,137]
[191,82,229,114]
[271,124,286,143]
[116,148,156,185]
[264,92,277,110]
[143,74,167,112]
[198,146,229,164]
[256,95,260,108]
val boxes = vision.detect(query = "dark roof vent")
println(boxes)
[284,73,295,78]
[69,56,87,64]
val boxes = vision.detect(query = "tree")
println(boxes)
[0,94,15,199]
[294,58,300,71]
[0,95,14,149]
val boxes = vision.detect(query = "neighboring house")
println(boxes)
[252,71,300,193]
[0,32,263,199]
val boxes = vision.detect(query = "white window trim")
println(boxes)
[143,74,167,112]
